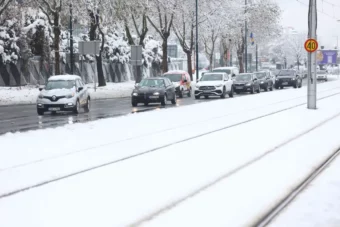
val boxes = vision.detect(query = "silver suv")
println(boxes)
[36,75,90,115]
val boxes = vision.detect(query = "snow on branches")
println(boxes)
[0,19,20,63]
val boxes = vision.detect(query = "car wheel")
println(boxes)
[84,98,90,113]
[73,100,80,114]
[228,87,234,98]
[235,91,240,94]
[220,86,226,99]
[37,109,44,116]
[195,95,200,99]
[264,84,268,92]
[188,87,192,97]
[161,94,167,106]
[280,86,283,89]
[293,83,297,88]
[132,100,138,107]
[269,84,273,91]
[179,89,183,98]
[250,86,255,94]
[257,86,261,93]
[171,93,177,104]
[274,85,279,89]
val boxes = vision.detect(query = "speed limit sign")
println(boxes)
[304,39,318,53]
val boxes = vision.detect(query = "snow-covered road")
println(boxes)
[1,80,340,226]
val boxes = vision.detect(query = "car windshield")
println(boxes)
[235,74,252,81]
[45,80,76,90]
[317,71,327,74]
[212,69,231,74]
[254,72,266,79]
[139,79,165,87]
[200,74,223,81]
[278,70,294,76]
[164,74,182,82]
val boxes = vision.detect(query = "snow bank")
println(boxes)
[0,81,135,105]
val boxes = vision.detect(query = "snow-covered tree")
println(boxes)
[0,0,13,16]
[35,0,64,75]
[147,0,177,73]
[0,19,20,64]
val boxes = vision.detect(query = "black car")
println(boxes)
[275,70,302,89]
[233,73,261,94]
[254,71,274,91]
[131,77,177,107]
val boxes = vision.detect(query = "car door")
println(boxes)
[76,79,85,105]
[224,74,232,92]
[164,78,174,99]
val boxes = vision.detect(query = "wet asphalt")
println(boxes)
[0,78,322,135]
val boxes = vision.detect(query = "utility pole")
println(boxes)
[307,0,317,109]
[196,0,199,81]
[245,0,248,73]
[229,39,232,66]
[69,2,74,74]
[256,44,258,71]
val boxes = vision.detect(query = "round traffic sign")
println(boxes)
[304,39,318,53]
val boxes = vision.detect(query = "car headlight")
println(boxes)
[245,83,251,86]
[153,92,160,95]
[261,81,264,84]
[215,84,223,87]
[66,93,75,98]
[38,94,44,99]
[292,78,296,80]
[196,85,200,89]
[132,92,138,96]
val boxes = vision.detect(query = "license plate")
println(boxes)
[282,82,288,85]
[149,96,159,99]
[236,86,243,89]
[49,107,60,111]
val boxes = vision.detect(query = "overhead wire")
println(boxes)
[296,0,340,21]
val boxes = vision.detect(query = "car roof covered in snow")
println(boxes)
[48,75,81,81]
[213,67,237,70]
[163,70,188,75]
[203,72,225,75]
[143,77,166,80]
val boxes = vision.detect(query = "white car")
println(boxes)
[316,70,328,81]
[212,67,239,79]
[36,75,90,115]
[194,72,234,99]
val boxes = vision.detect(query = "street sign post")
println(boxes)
[306,0,317,110]
[131,45,143,83]
[78,41,101,91]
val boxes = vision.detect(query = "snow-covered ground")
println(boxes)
[1,79,340,226]
[0,81,135,106]
[268,153,340,227]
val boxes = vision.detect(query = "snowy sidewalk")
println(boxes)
[1,81,340,226]
[0,81,135,106]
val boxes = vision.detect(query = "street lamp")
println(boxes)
[195,0,199,82]
[69,2,74,74]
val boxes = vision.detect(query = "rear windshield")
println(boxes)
[200,74,223,81]
[213,69,231,74]
[278,70,294,76]
[164,74,182,82]
[254,72,266,79]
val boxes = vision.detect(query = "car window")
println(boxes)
[165,79,170,86]
[45,80,76,90]
[76,80,82,88]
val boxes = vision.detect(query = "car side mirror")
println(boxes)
[77,87,83,92]
[39,87,43,91]
[183,79,188,83]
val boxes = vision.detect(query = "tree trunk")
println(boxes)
[125,22,135,46]
[97,28,106,87]
[186,52,193,81]
[209,54,213,70]
[237,49,244,73]
[54,14,60,75]
[162,39,168,73]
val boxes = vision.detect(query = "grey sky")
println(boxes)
[275,0,340,48]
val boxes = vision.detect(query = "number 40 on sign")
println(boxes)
[304,39,318,53]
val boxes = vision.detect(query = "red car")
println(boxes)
[163,70,192,98]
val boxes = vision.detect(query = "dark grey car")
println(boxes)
[274,70,302,89]
[254,71,274,91]
[131,77,177,107]
[233,73,261,94]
